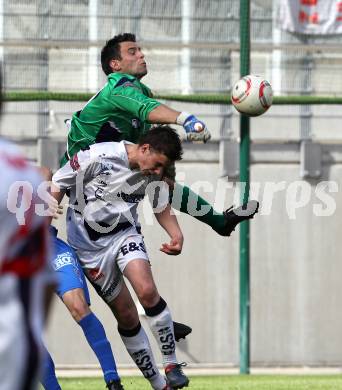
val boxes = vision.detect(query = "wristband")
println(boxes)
[176,111,191,126]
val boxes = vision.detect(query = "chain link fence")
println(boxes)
[0,0,342,146]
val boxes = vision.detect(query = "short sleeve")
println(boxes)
[110,79,161,122]
[52,149,91,190]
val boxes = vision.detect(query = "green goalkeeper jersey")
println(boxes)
[60,72,161,166]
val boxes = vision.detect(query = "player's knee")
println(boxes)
[136,284,159,308]
[70,302,90,322]
[64,294,90,322]
[115,305,139,329]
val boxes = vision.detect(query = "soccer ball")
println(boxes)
[231,74,273,117]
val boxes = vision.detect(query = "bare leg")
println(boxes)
[123,260,178,365]
[62,288,91,322]
[107,281,167,390]
[122,259,189,388]
[62,288,120,386]
[123,259,160,308]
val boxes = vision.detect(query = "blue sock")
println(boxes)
[78,312,119,383]
[40,346,61,390]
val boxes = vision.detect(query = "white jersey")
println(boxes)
[52,141,169,254]
[0,138,49,276]
[0,138,52,390]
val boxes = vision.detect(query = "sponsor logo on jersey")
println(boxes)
[70,154,80,171]
[95,187,105,200]
[100,161,115,172]
[122,81,140,91]
[117,178,146,203]
[120,192,145,203]
[131,118,140,129]
[88,267,104,282]
[52,252,77,270]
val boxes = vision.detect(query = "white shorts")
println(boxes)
[82,234,149,303]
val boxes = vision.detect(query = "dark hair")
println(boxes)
[139,126,183,163]
[101,33,136,75]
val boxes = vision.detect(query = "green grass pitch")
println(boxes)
[54,375,342,390]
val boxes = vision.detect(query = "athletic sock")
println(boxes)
[78,312,119,383]
[172,183,225,231]
[144,297,177,367]
[118,323,166,390]
[40,346,61,390]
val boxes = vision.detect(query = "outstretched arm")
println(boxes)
[113,83,211,142]
[154,203,184,255]
[147,104,179,124]
[148,105,211,143]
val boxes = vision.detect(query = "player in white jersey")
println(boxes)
[0,138,54,390]
[53,126,189,390]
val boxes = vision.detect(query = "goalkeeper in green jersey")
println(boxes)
[61,33,259,237]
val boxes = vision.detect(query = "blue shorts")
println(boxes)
[50,227,90,305]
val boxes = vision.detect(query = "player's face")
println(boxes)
[112,41,147,79]
[137,145,169,176]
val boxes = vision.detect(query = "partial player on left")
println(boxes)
[0,139,55,390]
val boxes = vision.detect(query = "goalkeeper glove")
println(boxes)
[176,112,211,143]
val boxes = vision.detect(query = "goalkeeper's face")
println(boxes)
[112,41,148,79]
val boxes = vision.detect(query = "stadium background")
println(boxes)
[2,0,342,371]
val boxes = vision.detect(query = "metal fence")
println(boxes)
[0,0,341,94]
[0,0,342,149]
